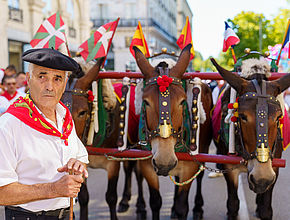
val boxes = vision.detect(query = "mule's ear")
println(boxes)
[133,46,155,80]
[269,73,290,96]
[210,58,249,94]
[169,44,192,78]
[76,57,104,90]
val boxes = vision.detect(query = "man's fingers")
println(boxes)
[67,158,76,170]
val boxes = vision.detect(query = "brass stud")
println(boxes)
[259,134,261,137]
[193,100,197,105]
[194,116,199,121]
[121,97,125,102]
[264,134,266,137]
[192,108,197,113]
[191,138,195,144]
[192,124,198,129]
[120,106,125,111]
[120,114,125,119]
[119,123,124,128]
[162,101,168,106]
[120,131,124,135]
[161,117,164,119]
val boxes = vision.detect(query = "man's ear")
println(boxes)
[26,72,30,83]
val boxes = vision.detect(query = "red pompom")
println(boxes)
[231,116,237,122]
[279,117,284,125]
[87,90,94,102]
[228,103,234,109]
[159,86,167,93]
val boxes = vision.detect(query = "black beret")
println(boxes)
[22,48,79,72]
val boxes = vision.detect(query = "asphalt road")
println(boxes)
[1,145,290,220]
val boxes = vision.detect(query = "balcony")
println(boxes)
[8,7,23,23]
[91,18,177,43]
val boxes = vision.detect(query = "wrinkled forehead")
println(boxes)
[4,77,16,84]
[31,64,66,77]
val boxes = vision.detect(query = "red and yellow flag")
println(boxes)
[176,16,195,60]
[130,21,150,58]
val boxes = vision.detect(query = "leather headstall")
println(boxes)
[236,79,282,163]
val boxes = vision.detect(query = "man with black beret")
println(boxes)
[0,48,89,219]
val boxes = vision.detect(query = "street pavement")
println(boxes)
[1,145,290,220]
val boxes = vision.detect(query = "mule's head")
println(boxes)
[211,58,290,193]
[134,44,191,176]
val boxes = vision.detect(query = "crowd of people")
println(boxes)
[0,65,27,115]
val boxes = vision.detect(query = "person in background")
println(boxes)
[0,68,5,95]
[4,65,17,77]
[16,71,27,93]
[0,76,26,114]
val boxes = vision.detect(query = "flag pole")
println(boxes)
[276,46,283,66]
[64,33,72,57]
[230,46,237,64]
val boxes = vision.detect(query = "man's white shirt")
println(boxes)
[0,103,89,211]
[0,91,26,113]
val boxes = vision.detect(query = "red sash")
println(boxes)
[5,96,73,146]
[1,91,18,101]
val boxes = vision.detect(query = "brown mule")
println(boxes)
[61,58,146,220]
[211,58,290,220]
[134,44,213,220]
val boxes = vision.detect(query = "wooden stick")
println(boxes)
[230,47,237,64]
[69,170,74,220]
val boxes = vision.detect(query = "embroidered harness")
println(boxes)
[236,79,282,163]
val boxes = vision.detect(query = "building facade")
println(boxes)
[90,0,193,71]
[0,0,91,72]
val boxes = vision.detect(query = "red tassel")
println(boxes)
[231,116,238,122]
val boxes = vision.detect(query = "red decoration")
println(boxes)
[228,103,234,109]
[157,75,173,92]
[231,116,238,122]
[87,90,94,102]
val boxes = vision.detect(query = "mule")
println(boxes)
[211,57,290,220]
[133,44,213,220]
[61,57,146,220]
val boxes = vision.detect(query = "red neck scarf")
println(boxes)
[2,90,18,101]
[6,95,73,146]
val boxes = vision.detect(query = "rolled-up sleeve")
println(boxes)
[0,116,18,186]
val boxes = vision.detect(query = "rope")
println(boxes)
[169,164,205,186]
[105,154,152,161]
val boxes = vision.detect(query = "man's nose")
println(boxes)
[45,80,54,91]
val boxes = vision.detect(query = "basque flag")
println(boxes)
[223,21,240,52]
[281,19,290,59]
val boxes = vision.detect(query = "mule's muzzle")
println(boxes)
[248,174,276,194]
[152,159,177,176]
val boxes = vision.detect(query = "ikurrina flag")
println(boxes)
[280,19,290,59]
[223,21,240,52]
[176,16,195,60]
[30,12,66,49]
[130,21,150,58]
[79,18,119,64]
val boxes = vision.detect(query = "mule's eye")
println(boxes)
[143,100,150,106]
[180,99,186,106]
[239,113,247,121]
[78,110,87,117]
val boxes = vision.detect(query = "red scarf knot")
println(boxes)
[157,75,173,93]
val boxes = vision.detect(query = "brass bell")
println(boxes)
[244,48,251,54]
[161,47,167,53]
[192,124,198,129]
[264,51,270,57]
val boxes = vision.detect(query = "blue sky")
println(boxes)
[188,0,290,59]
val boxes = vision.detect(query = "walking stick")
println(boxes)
[69,170,74,220]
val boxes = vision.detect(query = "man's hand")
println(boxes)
[57,158,89,178]
[51,174,83,198]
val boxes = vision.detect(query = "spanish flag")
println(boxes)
[130,21,150,58]
[176,17,195,60]
[176,17,194,60]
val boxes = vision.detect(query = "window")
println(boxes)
[8,0,19,8]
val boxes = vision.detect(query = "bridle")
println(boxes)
[142,67,185,145]
[62,78,92,144]
[236,79,282,163]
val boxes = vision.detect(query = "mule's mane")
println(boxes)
[240,57,271,79]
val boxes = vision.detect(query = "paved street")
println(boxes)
[1,146,290,220]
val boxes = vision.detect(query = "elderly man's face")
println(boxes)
[27,65,67,110]
[4,78,17,95]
